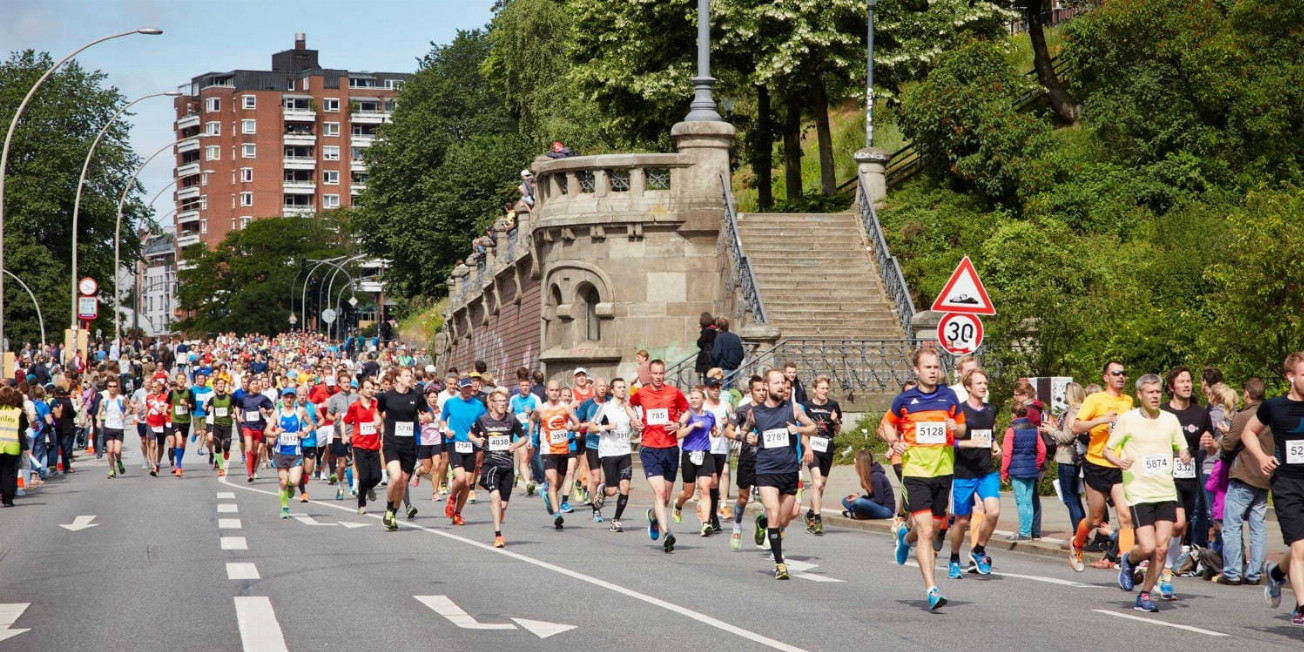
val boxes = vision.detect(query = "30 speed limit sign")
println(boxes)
[937,312,983,355]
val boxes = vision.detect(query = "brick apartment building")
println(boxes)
[171,33,410,253]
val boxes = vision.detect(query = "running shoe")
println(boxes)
[1158,569,1176,601]
[280,507,290,520]
[754,513,768,546]
[217,469,226,478]
[1134,592,1158,613]
[775,563,789,580]
[328,473,338,485]
[107,470,116,479]
[1292,607,1304,627]
[1069,542,1086,573]
[494,535,506,548]
[117,460,125,475]
[948,560,963,580]
[554,515,564,530]
[895,525,911,566]
[176,468,184,478]
[933,524,948,552]
[367,488,377,502]
[610,520,623,533]
[812,519,823,536]
[383,510,398,530]
[731,531,742,551]
[151,467,158,477]
[593,510,604,523]
[468,490,478,503]
[543,492,554,515]
[719,504,733,520]
[407,505,418,519]
[1118,553,1136,591]
[560,501,573,514]
[701,522,712,537]
[969,550,992,575]
[526,481,535,496]
[445,497,457,518]
[452,513,464,526]
[663,533,676,553]
[336,487,344,501]
[1265,562,1284,609]
[673,504,683,524]
[358,506,366,515]
[647,508,660,541]
[594,484,606,510]
[927,586,947,611]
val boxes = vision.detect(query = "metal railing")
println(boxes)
[718,173,768,327]
[662,350,704,389]
[857,176,916,336]
[715,337,944,395]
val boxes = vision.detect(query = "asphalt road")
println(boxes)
[2,447,1301,651]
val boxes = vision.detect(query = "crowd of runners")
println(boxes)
[1,333,1301,624]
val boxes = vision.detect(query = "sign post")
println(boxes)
[931,256,994,355]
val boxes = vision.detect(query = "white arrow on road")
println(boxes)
[292,515,338,527]
[784,559,844,583]
[416,596,574,638]
[59,515,98,532]
[0,603,30,643]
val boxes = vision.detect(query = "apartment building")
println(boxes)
[132,231,176,337]
[171,33,409,252]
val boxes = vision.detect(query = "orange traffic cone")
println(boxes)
[86,440,95,454]
[17,474,25,489]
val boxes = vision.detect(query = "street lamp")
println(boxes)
[0,26,162,354]
[70,88,180,336]
[113,137,187,344]
[684,0,722,122]
[300,256,349,328]
[4,270,45,348]
[322,256,365,336]
[865,0,878,148]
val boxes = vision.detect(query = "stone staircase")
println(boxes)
[735,211,906,340]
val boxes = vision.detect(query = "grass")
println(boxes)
[397,298,446,350]
[1003,25,1067,76]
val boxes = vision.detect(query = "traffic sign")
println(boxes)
[320,308,337,324]
[288,314,298,325]
[78,277,98,296]
[348,296,358,307]
[77,296,98,320]
[936,312,984,355]
[931,256,995,315]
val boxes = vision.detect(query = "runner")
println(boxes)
[190,372,212,468]
[1239,352,1304,627]
[559,386,581,513]
[948,367,1000,577]
[596,377,640,532]
[738,369,818,579]
[326,378,357,500]
[236,377,275,483]
[441,376,488,527]
[167,372,194,477]
[532,380,579,530]
[131,380,149,472]
[145,378,169,476]
[576,377,609,522]
[510,374,540,496]
[342,378,382,515]
[208,378,235,477]
[1069,361,1136,572]
[294,385,320,501]
[883,348,966,611]
[704,376,733,533]
[631,359,690,553]
[802,375,842,536]
[95,378,128,479]
[673,386,718,537]
[727,376,766,551]
[415,385,443,501]
[1101,373,1191,613]
[470,389,529,547]
[1157,365,1213,600]
[265,386,311,519]
[433,372,460,499]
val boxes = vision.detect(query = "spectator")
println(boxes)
[1001,402,1046,541]
[784,362,808,405]
[842,450,895,520]
[1204,381,1237,551]
[633,350,652,389]
[710,317,743,386]
[1217,378,1271,585]
[694,312,717,384]
[1054,381,1087,533]
[545,141,575,159]
[0,385,31,507]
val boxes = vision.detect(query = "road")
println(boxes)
[1,448,1301,651]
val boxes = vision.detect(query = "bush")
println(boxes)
[832,411,887,466]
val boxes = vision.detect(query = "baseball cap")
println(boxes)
[469,371,482,379]
[573,367,587,377]
[425,365,437,374]
[350,379,359,389]
[705,376,722,387]
[325,376,337,386]
[281,386,297,396]
[458,377,475,389]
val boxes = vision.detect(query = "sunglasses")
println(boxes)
[1109,370,1127,377]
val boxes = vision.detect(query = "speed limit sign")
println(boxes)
[937,312,984,355]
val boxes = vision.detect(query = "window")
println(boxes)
[205,145,219,161]
[240,168,252,183]
[384,79,404,91]
[240,216,252,230]
[240,192,253,207]
[323,194,340,209]
[200,219,208,235]
[323,146,340,161]
[584,286,601,341]
[242,95,256,109]
[241,119,256,134]
[323,122,340,137]
[286,79,296,91]
[302,78,309,91]
[205,97,220,112]
[351,147,364,162]
[323,170,339,185]
[204,121,220,136]
[384,99,396,112]
[323,98,340,112]
[242,144,256,158]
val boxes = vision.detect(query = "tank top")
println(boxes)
[750,400,801,475]
[276,408,303,456]
[597,401,633,458]
[539,402,572,455]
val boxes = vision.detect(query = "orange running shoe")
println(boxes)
[452,513,465,526]
[494,535,505,548]
[300,491,309,503]
[444,498,457,518]
[176,468,183,478]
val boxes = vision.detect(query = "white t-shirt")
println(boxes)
[596,401,633,458]
[706,398,732,455]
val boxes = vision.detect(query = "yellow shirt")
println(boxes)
[1078,391,1135,468]
[1105,409,1186,505]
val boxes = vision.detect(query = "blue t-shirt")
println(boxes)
[191,385,213,418]
[440,395,488,443]
[238,393,275,430]
[576,398,604,449]
[680,410,716,452]
[299,402,320,447]
[510,392,539,442]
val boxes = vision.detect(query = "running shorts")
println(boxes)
[1130,500,1178,528]
[212,424,233,444]
[418,444,439,460]
[680,449,716,483]
[585,448,599,471]
[639,446,679,481]
[542,453,568,473]
[449,448,476,471]
[300,445,319,460]
[241,427,264,440]
[273,453,303,470]
[102,428,124,442]
[479,465,514,498]
[1174,478,1199,522]
[736,456,756,490]
[1271,474,1304,545]
[756,472,799,496]
[330,441,350,458]
[952,472,1000,517]
[383,442,417,474]
[600,454,633,484]
[809,450,833,477]
[902,475,953,517]
[1083,461,1122,494]
[712,453,727,477]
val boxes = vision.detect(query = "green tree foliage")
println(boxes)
[0,51,148,346]
[176,214,349,336]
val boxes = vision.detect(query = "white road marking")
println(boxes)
[1092,609,1228,637]
[512,617,578,639]
[58,515,99,531]
[223,475,805,652]
[338,521,369,529]
[782,559,845,583]
[221,536,248,550]
[219,519,242,529]
[217,492,235,499]
[218,504,238,513]
[905,561,1103,588]
[292,515,338,526]
[226,563,260,580]
[234,596,289,652]
[415,595,516,630]
[0,603,30,643]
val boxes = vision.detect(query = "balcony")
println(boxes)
[350,159,366,172]
[176,137,200,153]
[176,114,200,131]
[350,110,390,125]
[282,206,314,218]
[351,182,368,192]
[176,162,200,179]
[177,259,196,272]
[283,107,316,122]
[176,209,200,225]
[176,186,201,201]
[283,132,316,146]
[283,180,316,194]
[351,134,374,147]
[283,156,316,170]
[176,233,201,248]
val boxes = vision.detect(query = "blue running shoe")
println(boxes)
[948,560,963,580]
[927,586,947,611]
[895,525,911,566]
[1118,554,1135,591]
[969,550,992,575]
[543,492,554,515]
[1134,592,1158,613]
[1158,569,1175,601]
[647,508,660,541]
[560,501,574,514]
[1265,561,1284,609]
[1292,608,1304,627]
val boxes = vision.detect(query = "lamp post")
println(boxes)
[0,26,162,355]
[71,88,179,335]
[865,0,878,148]
[300,256,349,329]
[322,256,365,335]
[113,137,187,345]
[684,0,722,122]
[4,271,45,348]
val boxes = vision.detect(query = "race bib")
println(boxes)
[515,412,529,424]
[489,435,510,452]
[1171,456,1196,479]
[455,441,473,454]
[174,405,188,416]
[1142,455,1171,478]
[690,450,705,465]
[280,432,300,447]
[395,422,414,438]
[548,430,568,446]
[762,428,790,449]
[645,408,669,426]
[1286,439,1304,465]
[810,436,829,453]
[244,410,261,421]
[151,425,164,433]
[970,429,992,448]
[359,422,377,436]
[915,422,947,445]
[215,407,229,418]
[613,430,630,445]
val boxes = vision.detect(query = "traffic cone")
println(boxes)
[17,475,25,489]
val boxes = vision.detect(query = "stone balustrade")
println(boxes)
[445,208,534,314]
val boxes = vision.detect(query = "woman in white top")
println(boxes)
[595,378,642,533]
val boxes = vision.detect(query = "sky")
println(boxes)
[1,0,496,227]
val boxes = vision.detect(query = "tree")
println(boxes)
[0,51,148,346]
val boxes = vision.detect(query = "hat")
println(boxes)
[350,379,359,389]
[705,376,722,387]
[458,377,475,389]
[424,365,437,374]
[573,367,588,377]
[520,169,532,178]
[325,376,337,386]
[424,383,441,395]
[468,371,482,379]
[281,386,297,396]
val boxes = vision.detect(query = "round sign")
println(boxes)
[936,312,984,355]
[288,314,298,325]
[79,277,98,296]
[320,308,337,324]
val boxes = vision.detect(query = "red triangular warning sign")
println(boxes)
[931,256,995,315]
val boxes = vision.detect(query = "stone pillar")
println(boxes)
[854,147,891,204]
[910,309,945,342]
[670,120,736,200]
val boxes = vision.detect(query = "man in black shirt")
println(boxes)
[469,390,528,548]
[375,367,427,530]
[801,375,842,536]
[1158,365,1214,600]
[949,368,1000,577]
[725,376,765,552]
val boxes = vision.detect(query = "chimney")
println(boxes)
[295,32,306,50]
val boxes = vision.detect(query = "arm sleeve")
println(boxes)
[1001,429,1014,474]
[1035,430,1047,467]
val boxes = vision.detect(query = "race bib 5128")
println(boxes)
[915,422,946,445]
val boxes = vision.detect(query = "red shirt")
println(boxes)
[630,384,689,449]
[146,392,169,429]
[308,384,335,425]
[343,400,380,450]
[571,383,595,405]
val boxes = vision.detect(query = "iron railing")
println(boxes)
[715,337,942,395]
[662,349,705,389]
[719,173,768,327]
[857,176,916,336]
